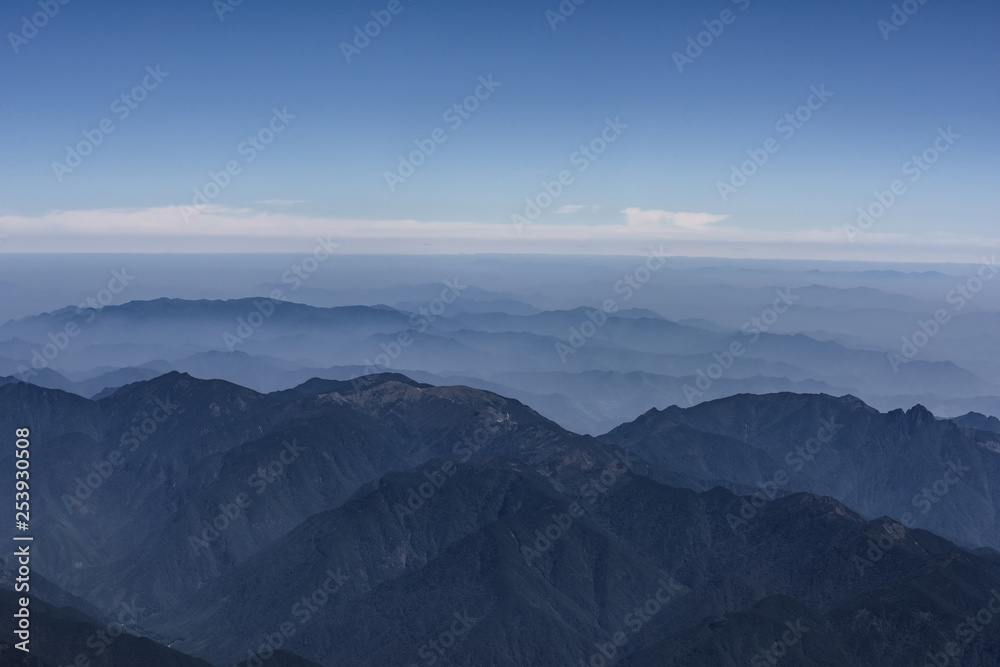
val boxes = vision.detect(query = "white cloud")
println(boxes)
[0,205,997,263]
[621,208,729,230]
[254,199,306,207]
[556,205,600,214]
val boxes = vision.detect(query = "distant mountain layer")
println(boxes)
[2,296,999,436]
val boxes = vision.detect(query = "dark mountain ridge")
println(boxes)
[3,374,1000,665]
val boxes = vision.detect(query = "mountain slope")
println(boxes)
[602,392,1000,549]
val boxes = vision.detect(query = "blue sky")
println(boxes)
[0,0,997,259]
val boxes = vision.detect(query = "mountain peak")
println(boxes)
[951,411,1000,435]
[906,403,936,425]
[272,373,431,402]
[96,369,265,404]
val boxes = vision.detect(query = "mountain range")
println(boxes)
[3,371,1000,665]
[3,295,1000,436]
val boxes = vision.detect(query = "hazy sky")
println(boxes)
[1,0,997,259]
